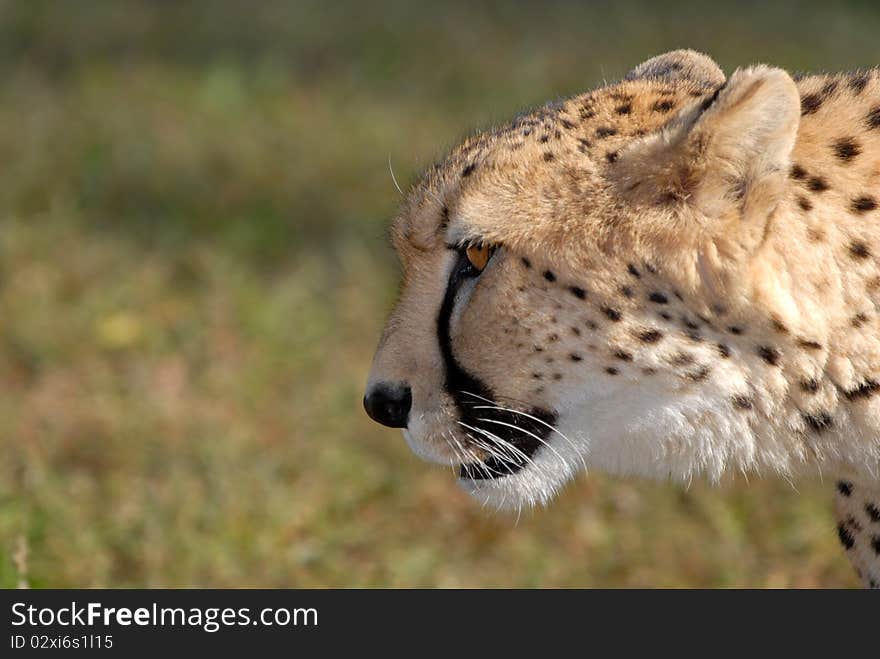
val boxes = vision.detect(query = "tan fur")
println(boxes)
[367,51,880,586]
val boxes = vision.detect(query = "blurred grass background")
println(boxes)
[1,0,878,588]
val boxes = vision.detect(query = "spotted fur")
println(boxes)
[366,51,880,587]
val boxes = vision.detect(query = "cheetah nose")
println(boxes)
[363,382,412,428]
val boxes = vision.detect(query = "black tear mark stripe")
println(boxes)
[436,249,557,480]
[437,251,494,409]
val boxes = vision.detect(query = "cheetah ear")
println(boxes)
[625,50,726,89]
[612,65,800,251]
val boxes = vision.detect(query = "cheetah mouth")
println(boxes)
[456,403,557,481]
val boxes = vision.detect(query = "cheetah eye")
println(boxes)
[464,243,493,273]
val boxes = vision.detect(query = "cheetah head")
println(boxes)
[365,50,804,509]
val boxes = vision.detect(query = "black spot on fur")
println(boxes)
[797,339,822,351]
[670,351,695,366]
[649,292,668,304]
[727,326,744,335]
[731,395,752,410]
[797,196,812,211]
[532,372,543,380]
[800,378,820,393]
[569,353,582,362]
[848,72,870,95]
[605,151,619,164]
[569,286,586,299]
[627,263,641,278]
[542,152,555,162]
[790,164,807,180]
[620,285,633,298]
[613,350,633,362]
[852,312,869,328]
[866,503,880,523]
[461,163,476,177]
[652,99,675,113]
[822,79,839,96]
[602,307,622,322]
[615,103,632,115]
[844,379,880,400]
[771,318,789,334]
[595,126,617,138]
[807,176,829,193]
[804,412,833,432]
[570,326,581,337]
[837,481,853,497]
[638,329,663,344]
[866,105,880,130]
[543,270,556,282]
[873,536,880,555]
[521,257,532,269]
[687,365,711,382]
[852,196,878,213]
[440,205,450,228]
[716,343,731,358]
[757,346,780,365]
[552,373,562,381]
[561,119,576,130]
[801,93,823,115]
[849,240,871,259]
[833,137,861,162]
[838,523,855,550]
[605,366,618,375]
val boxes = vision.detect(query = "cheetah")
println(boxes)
[363,50,880,587]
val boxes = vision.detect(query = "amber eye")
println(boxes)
[465,244,492,272]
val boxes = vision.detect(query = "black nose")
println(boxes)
[363,382,412,428]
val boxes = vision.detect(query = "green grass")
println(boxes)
[1,0,878,587]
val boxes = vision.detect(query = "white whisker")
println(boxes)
[476,416,569,470]
[388,155,403,196]
[471,404,587,474]
[458,422,535,466]
[458,421,529,463]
